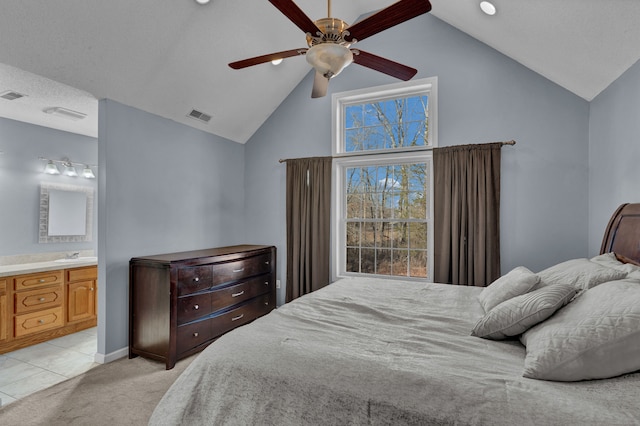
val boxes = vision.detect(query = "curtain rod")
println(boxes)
[278,140,516,163]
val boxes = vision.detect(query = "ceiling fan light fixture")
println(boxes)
[271,58,283,65]
[480,1,497,16]
[305,44,353,78]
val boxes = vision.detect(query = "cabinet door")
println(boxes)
[67,280,96,323]
[0,279,7,342]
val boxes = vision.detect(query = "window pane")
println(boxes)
[409,222,427,248]
[362,222,376,247]
[395,222,409,248]
[377,222,392,248]
[343,95,429,153]
[409,250,428,278]
[392,249,409,276]
[361,248,375,273]
[376,248,392,275]
[346,247,360,273]
[346,221,360,246]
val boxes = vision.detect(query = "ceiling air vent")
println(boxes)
[187,109,212,123]
[0,90,26,101]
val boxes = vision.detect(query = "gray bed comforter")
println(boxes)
[149,277,640,425]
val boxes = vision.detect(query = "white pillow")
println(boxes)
[472,283,576,340]
[521,279,640,381]
[536,258,626,291]
[477,266,539,313]
[590,252,640,274]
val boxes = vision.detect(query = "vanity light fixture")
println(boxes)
[480,1,497,16]
[44,160,61,175]
[81,165,96,179]
[39,157,96,179]
[63,161,79,177]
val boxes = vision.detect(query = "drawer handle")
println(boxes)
[265,301,269,306]
[264,281,269,285]
[193,332,199,337]
[232,268,245,273]
[91,288,95,291]
[231,314,244,322]
[39,297,46,302]
[194,304,199,310]
[265,261,270,265]
[193,277,200,282]
[231,291,244,298]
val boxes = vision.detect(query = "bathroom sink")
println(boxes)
[54,256,98,263]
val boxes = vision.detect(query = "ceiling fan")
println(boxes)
[229,0,433,98]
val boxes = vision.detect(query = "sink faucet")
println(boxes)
[66,252,80,259]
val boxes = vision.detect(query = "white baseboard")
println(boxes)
[94,346,128,364]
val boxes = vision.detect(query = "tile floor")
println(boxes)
[0,327,98,407]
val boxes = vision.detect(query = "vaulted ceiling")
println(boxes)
[1,0,639,143]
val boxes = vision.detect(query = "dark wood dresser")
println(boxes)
[129,244,276,369]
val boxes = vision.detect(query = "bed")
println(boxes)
[149,203,640,425]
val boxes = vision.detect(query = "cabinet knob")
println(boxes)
[39,279,45,283]
[193,332,199,337]
[38,319,45,324]
[264,281,269,285]
[193,277,200,282]
[91,288,95,291]
[39,297,46,302]
[265,261,270,265]
[194,304,199,310]
[265,301,269,306]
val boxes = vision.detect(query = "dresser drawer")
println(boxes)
[211,253,273,286]
[177,265,213,296]
[211,294,273,337]
[211,275,272,311]
[176,318,211,353]
[14,284,64,314]
[14,270,63,291]
[14,306,64,337]
[177,292,211,325]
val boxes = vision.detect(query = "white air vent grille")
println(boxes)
[187,109,212,123]
[0,90,26,101]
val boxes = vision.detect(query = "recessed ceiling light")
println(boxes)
[480,1,497,16]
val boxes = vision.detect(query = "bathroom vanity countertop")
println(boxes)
[0,258,98,277]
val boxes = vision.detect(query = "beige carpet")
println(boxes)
[0,354,194,426]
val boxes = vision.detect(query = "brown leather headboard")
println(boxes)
[600,203,640,265]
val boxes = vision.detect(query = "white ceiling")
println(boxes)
[0,0,639,143]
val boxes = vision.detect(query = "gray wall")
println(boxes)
[98,99,246,356]
[0,117,97,256]
[244,14,591,305]
[588,59,640,255]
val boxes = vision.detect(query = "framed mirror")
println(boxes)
[39,182,94,243]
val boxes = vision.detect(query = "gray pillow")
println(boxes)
[521,279,640,381]
[472,283,576,340]
[477,266,539,313]
[536,258,626,291]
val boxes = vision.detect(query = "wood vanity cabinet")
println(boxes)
[0,279,7,342]
[129,245,276,369]
[0,266,97,354]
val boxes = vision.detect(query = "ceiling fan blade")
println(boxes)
[311,71,330,98]
[345,0,432,43]
[229,48,307,69]
[269,0,322,35]
[352,50,417,81]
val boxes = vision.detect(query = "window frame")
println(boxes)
[331,77,437,282]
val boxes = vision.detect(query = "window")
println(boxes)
[332,78,437,281]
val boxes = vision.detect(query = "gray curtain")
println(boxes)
[433,143,502,287]
[286,157,332,302]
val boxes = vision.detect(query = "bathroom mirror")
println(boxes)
[39,183,94,243]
